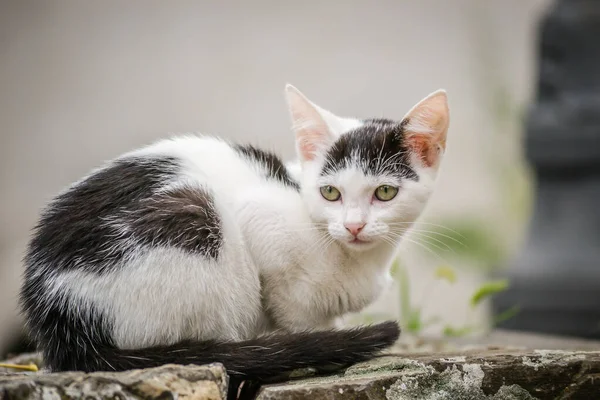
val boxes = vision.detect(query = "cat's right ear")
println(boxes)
[401,89,450,168]
[285,84,336,163]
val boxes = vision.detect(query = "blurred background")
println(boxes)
[1,0,581,357]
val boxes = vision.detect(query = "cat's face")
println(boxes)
[286,85,449,252]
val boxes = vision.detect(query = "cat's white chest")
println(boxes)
[335,258,394,314]
[234,185,394,330]
[235,186,310,270]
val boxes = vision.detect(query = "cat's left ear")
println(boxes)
[285,84,337,163]
[402,89,449,168]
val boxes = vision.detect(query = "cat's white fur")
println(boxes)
[42,85,449,349]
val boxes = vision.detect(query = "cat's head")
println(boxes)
[285,84,449,252]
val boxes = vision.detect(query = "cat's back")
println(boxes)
[22,135,271,348]
[24,134,298,275]
[127,135,298,193]
[126,135,253,188]
[23,136,231,276]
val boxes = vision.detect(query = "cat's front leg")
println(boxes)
[261,273,345,333]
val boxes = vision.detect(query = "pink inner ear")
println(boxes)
[403,92,449,167]
[406,133,439,167]
[297,133,320,161]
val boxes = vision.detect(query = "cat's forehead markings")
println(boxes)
[336,168,379,197]
[321,119,418,181]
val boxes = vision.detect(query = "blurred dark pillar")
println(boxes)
[493,0,600,339]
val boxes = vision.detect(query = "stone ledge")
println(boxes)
[2,347,599,399]
[256,350,600,400]
[0,362,228,400]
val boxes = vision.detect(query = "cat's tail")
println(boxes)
[49,321,399,381]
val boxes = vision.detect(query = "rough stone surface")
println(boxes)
[256,350,600,400]
[0,362,228,400]
[3,333,600,400]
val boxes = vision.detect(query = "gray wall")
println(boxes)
[0,0,550,353]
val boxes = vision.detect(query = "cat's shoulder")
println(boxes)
[122,134,231,160]
[120,134,299,191]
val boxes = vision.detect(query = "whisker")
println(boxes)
[388,221,466,239]
[396,227,466,249]
[388,232,449,264]
[404,231,454,254]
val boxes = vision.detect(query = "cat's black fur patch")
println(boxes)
[234,144,300,190]
[130,186,222,259]
[25,156,222,275]
[322,118,418,181]
[20,280,116,372]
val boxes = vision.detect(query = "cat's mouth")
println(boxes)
[345,237,376,251]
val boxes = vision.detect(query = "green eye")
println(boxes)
[320,185,341,201]
[375,185,398,201]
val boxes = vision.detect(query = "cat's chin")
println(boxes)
[342,238,378,252]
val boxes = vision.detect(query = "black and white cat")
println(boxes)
[21,85,449,384]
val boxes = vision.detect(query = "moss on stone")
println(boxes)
[344,356,432,376]
[385,363,536,400]
[521,349,587,371]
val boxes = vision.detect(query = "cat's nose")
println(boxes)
[344,222,366,236]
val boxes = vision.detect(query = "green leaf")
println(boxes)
[390,258,402,278]
[393,259,412,328]
[492,305,520,325]
[434,265,457,284]
[442,325,474,338]
[406,309,422,333]
[470,279,509,308]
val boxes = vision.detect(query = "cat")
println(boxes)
[20,84,449,389]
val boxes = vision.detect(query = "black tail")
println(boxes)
[47,322,400,380]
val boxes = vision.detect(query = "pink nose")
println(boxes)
[344,222,365,236]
